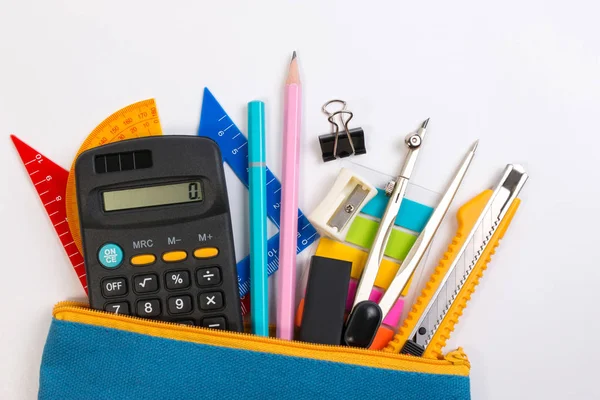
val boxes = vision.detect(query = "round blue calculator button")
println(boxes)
[98,243,124,269]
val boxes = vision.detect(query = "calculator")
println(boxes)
[75,135,243,332]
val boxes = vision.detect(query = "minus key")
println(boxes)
[202,316,227,330]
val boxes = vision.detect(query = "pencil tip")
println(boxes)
[472,139,479,152]
[421,118,430,129]
[286,51,300,84]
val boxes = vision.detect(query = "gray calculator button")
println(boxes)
[167,295,192,314]
[134,274,159,293]
[196,267,221,287]
[104,301,130,315]
[102,278,127,297]
[136,299,161,317]
[199,292,224,310]
[166,271,190,290]
[202,316,227,330]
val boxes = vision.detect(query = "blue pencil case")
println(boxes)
[38,302,471,399]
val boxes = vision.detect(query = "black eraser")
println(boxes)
[298,256,352,345]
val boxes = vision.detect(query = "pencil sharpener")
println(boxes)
[308,168,377,241]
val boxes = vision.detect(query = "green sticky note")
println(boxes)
[346,216,417,261]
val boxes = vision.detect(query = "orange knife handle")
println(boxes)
[384,188,525,356]
[421,196,521,358]
[383,189,494,353]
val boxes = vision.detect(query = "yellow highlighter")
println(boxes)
[385,164,528,358]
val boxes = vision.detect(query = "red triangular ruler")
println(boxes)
[10,135,87,292]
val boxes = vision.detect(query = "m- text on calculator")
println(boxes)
[75,135,243,332]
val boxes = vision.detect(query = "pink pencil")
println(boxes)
[277,51,301,340]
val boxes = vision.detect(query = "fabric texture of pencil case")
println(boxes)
[38,302,472,400]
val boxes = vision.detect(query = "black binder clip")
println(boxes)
[318,100,367,162]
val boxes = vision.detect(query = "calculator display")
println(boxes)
[102,181,203,211]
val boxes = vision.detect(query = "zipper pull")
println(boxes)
[444,348,470,367]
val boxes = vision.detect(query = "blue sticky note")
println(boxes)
[361,189,434,233]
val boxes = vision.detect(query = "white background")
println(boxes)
[1,1,599,399]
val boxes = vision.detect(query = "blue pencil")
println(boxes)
[248,100,269,336]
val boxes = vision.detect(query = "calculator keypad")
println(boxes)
[92,245,239,329]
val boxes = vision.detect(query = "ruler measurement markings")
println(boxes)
[304,232,317,242]
[11,135,89,292]
[95,103,155,142]
[106,118,155,144]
